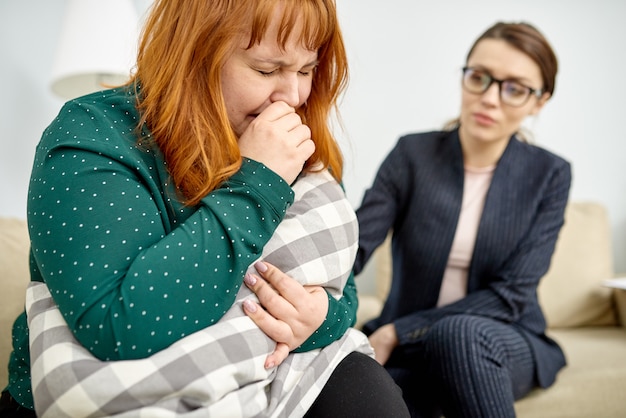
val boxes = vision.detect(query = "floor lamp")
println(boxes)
[50,0,140,100]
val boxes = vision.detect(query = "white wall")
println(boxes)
[0,0,152,216]
[2,1,625,285]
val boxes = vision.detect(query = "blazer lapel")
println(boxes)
[468,138,529,291]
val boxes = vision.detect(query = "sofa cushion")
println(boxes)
[514,327,626,417]
[538,202,617,328]
[0,218,30,389]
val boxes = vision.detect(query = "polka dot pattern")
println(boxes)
[25,88,298,361]
[7,86,358,409]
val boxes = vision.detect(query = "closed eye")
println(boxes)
[257,69,277,76]
[257,68,315,77]
[298,65,317,77]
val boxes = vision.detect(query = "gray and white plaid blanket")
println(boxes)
[26,169,373,418]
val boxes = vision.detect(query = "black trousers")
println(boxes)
[305,351,410,417]
[0,391,36,418]
[1,352,409,417]
[386,315,536,418]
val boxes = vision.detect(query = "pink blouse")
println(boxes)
[437,164,496,307]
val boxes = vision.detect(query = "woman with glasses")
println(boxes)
[353,21,570,417]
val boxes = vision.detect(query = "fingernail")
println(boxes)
[244,273,256,286]
[265,361,275,369]
[254,261,268,273]
[243,299,257,313]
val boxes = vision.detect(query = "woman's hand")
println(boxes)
[238,101,315,185]
[243,261,328,368]
[368,323,399,365]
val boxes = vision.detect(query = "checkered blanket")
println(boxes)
[26,169,373,417]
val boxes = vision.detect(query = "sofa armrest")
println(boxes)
[603,277,626,328]
[356,295,383,330]
[0,218,30,389]
[616,290,626,329]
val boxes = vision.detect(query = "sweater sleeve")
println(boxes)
[28,114,294,360]
[353,141,407,275]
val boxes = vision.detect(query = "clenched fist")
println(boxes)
[238,101,315,184]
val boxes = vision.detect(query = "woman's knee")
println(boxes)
[422,315,506,369]
[424,315,485,345]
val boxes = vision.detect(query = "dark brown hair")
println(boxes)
[445,22,558,139]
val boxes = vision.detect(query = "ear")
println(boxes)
[529,92,551,115]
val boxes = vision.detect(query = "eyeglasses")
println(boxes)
[461,67,543,107]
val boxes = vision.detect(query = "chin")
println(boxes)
[463,119,498,139]
[234,121,251,138]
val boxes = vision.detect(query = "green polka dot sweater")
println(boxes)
[5,87,358,409]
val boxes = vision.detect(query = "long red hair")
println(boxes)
[129,0,348,206]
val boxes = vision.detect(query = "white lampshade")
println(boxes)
[51,0,140,100]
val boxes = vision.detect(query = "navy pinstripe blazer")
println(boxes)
[354,129,571,387]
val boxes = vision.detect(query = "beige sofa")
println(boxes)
[355,201,626,417]
[1,217,30,392]
[2,202,625,416]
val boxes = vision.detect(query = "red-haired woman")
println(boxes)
[1,1,409,416]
